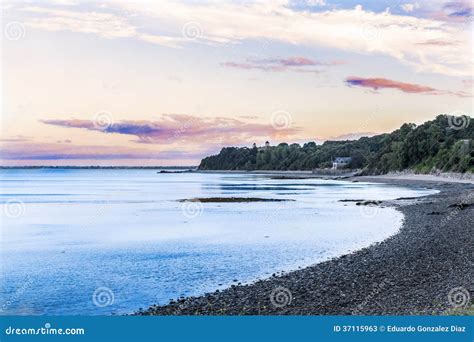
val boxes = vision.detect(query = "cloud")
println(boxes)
[401,3,420,13]
[424,1,473,22]
[0,135,33,143]
[14,114,300,164]
[345,76,471,97]
[416,39,459,46]
[41,114,301,145]
[221,56,343,73]
[53,0,80,5]
[22,6,136,38]
[306,0,327,7]
[443,1,472,17]
[238,115,260,120]
[18,6,185,48]
[0,141,207,161]
[10,1,472,76]
[463,79,473,87]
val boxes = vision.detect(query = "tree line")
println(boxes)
[198,115,473,174]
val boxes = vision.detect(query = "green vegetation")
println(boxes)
[199,115,473,174]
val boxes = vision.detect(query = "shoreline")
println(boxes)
[197,170,474,183]
[137,175,473,315]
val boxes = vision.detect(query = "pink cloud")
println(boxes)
[345,76,470,97]
[41,114,301,145]
[222,56,344,73]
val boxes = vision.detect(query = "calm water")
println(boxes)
[0,169,436,315]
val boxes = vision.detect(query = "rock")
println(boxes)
[448,202,472,210]
[356,200,382,206]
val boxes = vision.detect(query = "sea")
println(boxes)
[0,169,436,315]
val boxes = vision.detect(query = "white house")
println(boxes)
[332,157,352,170]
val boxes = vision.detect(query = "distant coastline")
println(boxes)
[0,166,198,170]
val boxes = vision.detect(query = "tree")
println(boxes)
[198,115,474,173]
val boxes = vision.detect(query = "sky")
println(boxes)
[1,0,472,166]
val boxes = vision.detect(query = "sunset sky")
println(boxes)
[1,0,472,166]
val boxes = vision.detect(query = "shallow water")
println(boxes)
[0,169,436,315]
